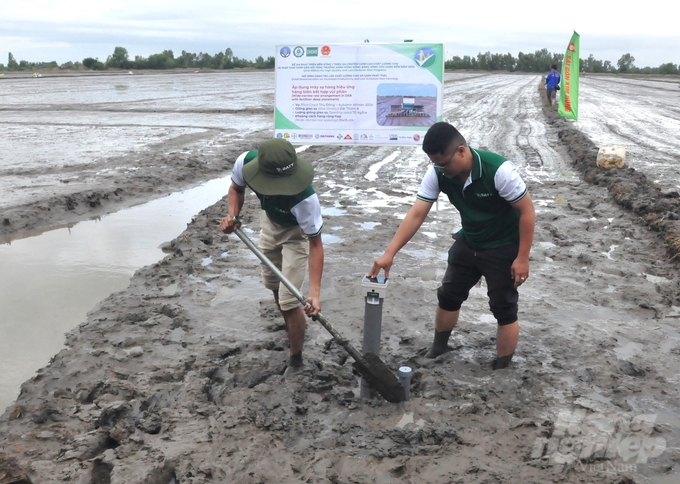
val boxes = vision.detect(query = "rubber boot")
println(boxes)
[492,352,514,370]
[425,330,452,358]
[288,351,303,368]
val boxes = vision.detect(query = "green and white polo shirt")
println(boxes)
[232,150,324,237]
[417,148,527,249]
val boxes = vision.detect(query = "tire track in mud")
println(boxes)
[443,73,569,183]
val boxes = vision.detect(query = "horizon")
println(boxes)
[1,0,679,69]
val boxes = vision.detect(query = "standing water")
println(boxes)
[0,176,230,411]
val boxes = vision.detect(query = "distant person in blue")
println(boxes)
[545,64,561,107]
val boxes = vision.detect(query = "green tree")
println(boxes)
[516,52,536,72]
[617,53,635,73]
[223,48,234,69]
[197,52,213,68]
[177,50,197,68]
[8,52,18,69]
[106,46,130,69]
[659,62,679,74]
[82,57,98,69]
[147,52,175,69]
[533,48,553,72]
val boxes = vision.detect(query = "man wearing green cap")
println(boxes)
[220,138,324,371]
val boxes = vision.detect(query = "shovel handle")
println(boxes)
[233,227,308,306]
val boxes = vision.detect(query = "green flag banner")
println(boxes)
[558,31,580,120]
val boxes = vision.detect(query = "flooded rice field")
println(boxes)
[1,71,680,483]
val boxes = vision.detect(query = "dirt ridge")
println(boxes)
[542,94,680,263]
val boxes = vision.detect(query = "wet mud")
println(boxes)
[0,134,272,241]
[1,75,679,483]
[545,106,680,262]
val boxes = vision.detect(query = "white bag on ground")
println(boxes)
[596,146,626,169]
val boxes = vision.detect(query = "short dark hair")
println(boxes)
[422,122,467,155]
[551,64,557,70]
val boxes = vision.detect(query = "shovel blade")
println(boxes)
[352,352,405,403]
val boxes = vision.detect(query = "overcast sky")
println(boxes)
[2,0,678,68]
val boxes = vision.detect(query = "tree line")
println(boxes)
[446,48,679,74]
[1,46,678,75]
[1,47,275,71]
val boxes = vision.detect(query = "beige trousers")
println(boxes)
[258,211,309,311]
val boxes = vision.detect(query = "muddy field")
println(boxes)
[1,72,680,484]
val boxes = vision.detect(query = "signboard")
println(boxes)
[274,43,444,146]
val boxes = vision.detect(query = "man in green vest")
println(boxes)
[368,122,535,369]
[220,138,324,371]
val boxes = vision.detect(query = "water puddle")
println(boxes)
[365,150,400,181]
[354,222,381,230]
[321,201,347,217]
[644,273,671,284]
[322,234,342,244]
[658,323,680,353]
[0,176,231,411]
[614,341,645,360]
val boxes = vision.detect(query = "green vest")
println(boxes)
[436,149,521,249]
[243,151,316,227]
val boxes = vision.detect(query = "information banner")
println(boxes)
[274,43,444,146]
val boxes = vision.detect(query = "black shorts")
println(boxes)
[437,233,519,326]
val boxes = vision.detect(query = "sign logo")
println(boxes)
[567,42,576,52]
[276,132,283,138]
[321,45,331,56]
[283,133,290,139]
[306,47,318,57]
[389,134,398,141]
[413,134,421,141]
[343,134,352,140]
[279,46,291,58]
[414,47,436,68]
[293,46,305,57]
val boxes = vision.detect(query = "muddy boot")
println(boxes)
[425,330,452,358]
[492,353,514,370]
[288,351,303,368]
[284,352,308,379]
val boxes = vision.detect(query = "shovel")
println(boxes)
[233,226,405,403]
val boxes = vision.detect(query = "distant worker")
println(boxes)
[220,139,324,372]
[545,64,561,107]
[367,122,535,369]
